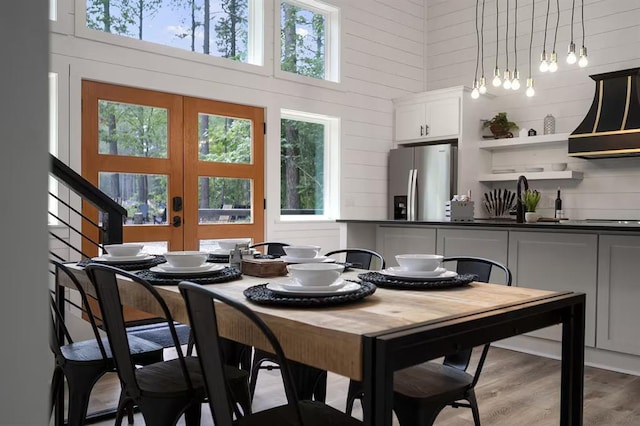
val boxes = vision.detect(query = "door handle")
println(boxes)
[425,124,429,135]
[420,125,424,136]
[172,196,183,212]
[172,216,182,227]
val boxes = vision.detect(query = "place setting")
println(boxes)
[359,254,477,289]
[137,251,242,285]
[78,244,166,271]
[279,245,336,264]
[244,263,376,306]
[207,238,255,263]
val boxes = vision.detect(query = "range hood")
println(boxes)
[569,67,640,158]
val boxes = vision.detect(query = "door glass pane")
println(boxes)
[98,100,168,158]
[198,177,252,224]
[98,172,168,225]
[198,114,251,164]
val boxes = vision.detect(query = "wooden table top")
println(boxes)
[65,265,562,380]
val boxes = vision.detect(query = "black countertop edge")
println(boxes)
[336,219,640,232]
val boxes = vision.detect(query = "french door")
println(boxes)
[81,81,264,256]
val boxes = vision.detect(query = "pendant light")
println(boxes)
[511,0,520,90]
[526,0,535,97]
[567,0,577,64]
[479,0,487,94]
[539,0,551,72]
[578,0,588,67]
[549,0,560,72]
[471,0,480,99]
[492,0,502,87]
[502,0,512,90]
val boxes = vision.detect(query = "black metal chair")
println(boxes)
[48,260,164,426]
[249,242,290,257]
[345,256,512,426]
[179,281,362,426]
[323,248,386,270]
[85,264,252,425]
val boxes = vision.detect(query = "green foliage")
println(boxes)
[280,2,325,79]
[482,112,518,130]
[522,189,541,212]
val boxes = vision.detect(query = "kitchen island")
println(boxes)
[337,218,640,376]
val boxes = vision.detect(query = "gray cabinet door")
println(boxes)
[597,235,640,355]
[376,225,437,267]
[437,228,509,285]
[508,231,597,346]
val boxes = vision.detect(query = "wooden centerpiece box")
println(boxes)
[241,258,288,277]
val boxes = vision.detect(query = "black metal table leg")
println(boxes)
[561,295,585,425]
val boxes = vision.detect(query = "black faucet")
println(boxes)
[516,175,529,223]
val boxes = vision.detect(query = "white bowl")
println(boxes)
[216,238,252,251]
[287,263,344,287]
[395,254,444,272]
[103,244,144,257]
[551,162,567,171]
[162,251,209,268]
[283,245,321,259]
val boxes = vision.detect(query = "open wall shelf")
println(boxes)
[479,170,583,182]
[477,132,571,151]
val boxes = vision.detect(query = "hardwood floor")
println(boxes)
[81,347,640,425]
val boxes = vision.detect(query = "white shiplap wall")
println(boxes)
[50,0,425,251]
[427,0,640,220]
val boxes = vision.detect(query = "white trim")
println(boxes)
[280,109,340,222]
[274,0,341,85]
[73,0,268,74]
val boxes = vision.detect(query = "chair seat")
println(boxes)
[136,356,247,399]
[393,362,473,400]
[127,322,191,347]
[237,400,360,426]
[61,335,163,363]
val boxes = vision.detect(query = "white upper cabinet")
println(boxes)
[394,94,460,143]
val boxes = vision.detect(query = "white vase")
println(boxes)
[525,212,540,223]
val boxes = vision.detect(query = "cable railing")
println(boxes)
[49,154,125,261]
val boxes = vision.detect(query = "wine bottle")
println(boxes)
[555,187,563,219]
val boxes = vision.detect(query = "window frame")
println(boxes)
[274,0,341,86]
[74,0,266,73]
[279,109,340,222]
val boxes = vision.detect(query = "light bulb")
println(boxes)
[539,52,549,72]
[567,42,577,64]
[471,87,480,99]
[492,67,502,87]
[549,52,558,72]
[479,77,487,94]
[526,77,535,97]
[511,77,521,91]
[503,70,511,89]
[578,46,588,68]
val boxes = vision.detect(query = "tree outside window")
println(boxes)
[85,0,257,63]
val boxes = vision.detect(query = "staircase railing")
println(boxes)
[49,154,125,260]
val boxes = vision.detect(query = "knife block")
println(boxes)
[445,201,474,222]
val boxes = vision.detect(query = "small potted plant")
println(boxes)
[482,112,519,139]
[522,189,541,223]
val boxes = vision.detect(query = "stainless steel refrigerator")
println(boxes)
[388,143,457,221]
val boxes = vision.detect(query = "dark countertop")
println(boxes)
[337,218,640,233]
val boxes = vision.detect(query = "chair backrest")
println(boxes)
[249,242,290,257]
[85,264,192,399]
[323,248,386,270]
[442,256,512,286]
[49,260,108,360]
[441,256,512,371]
[179,282,303,426]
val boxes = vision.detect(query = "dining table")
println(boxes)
[61,262,585,426]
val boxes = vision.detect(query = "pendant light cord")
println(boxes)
[543,0,550,52]
[475,0,480,80]
[495,0,499,68]
[570,0,576,43]
[514,0,518,69]
[581,0,585,46]
[529,0,535,77]
[553,0,559,51]
[505,0,509,70]
[481,0,485,78]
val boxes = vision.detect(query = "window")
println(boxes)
[280,110,339,220]
[278,0,340,82]
[48,72,59,225]
[83,0,264,65]
[50,0,57,21]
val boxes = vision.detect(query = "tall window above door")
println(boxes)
[82,0,264,65]
[277,0,340,83]
[280,110,339,220]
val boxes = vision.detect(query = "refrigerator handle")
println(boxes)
[411,168,418,221]
[406,169,414,221]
